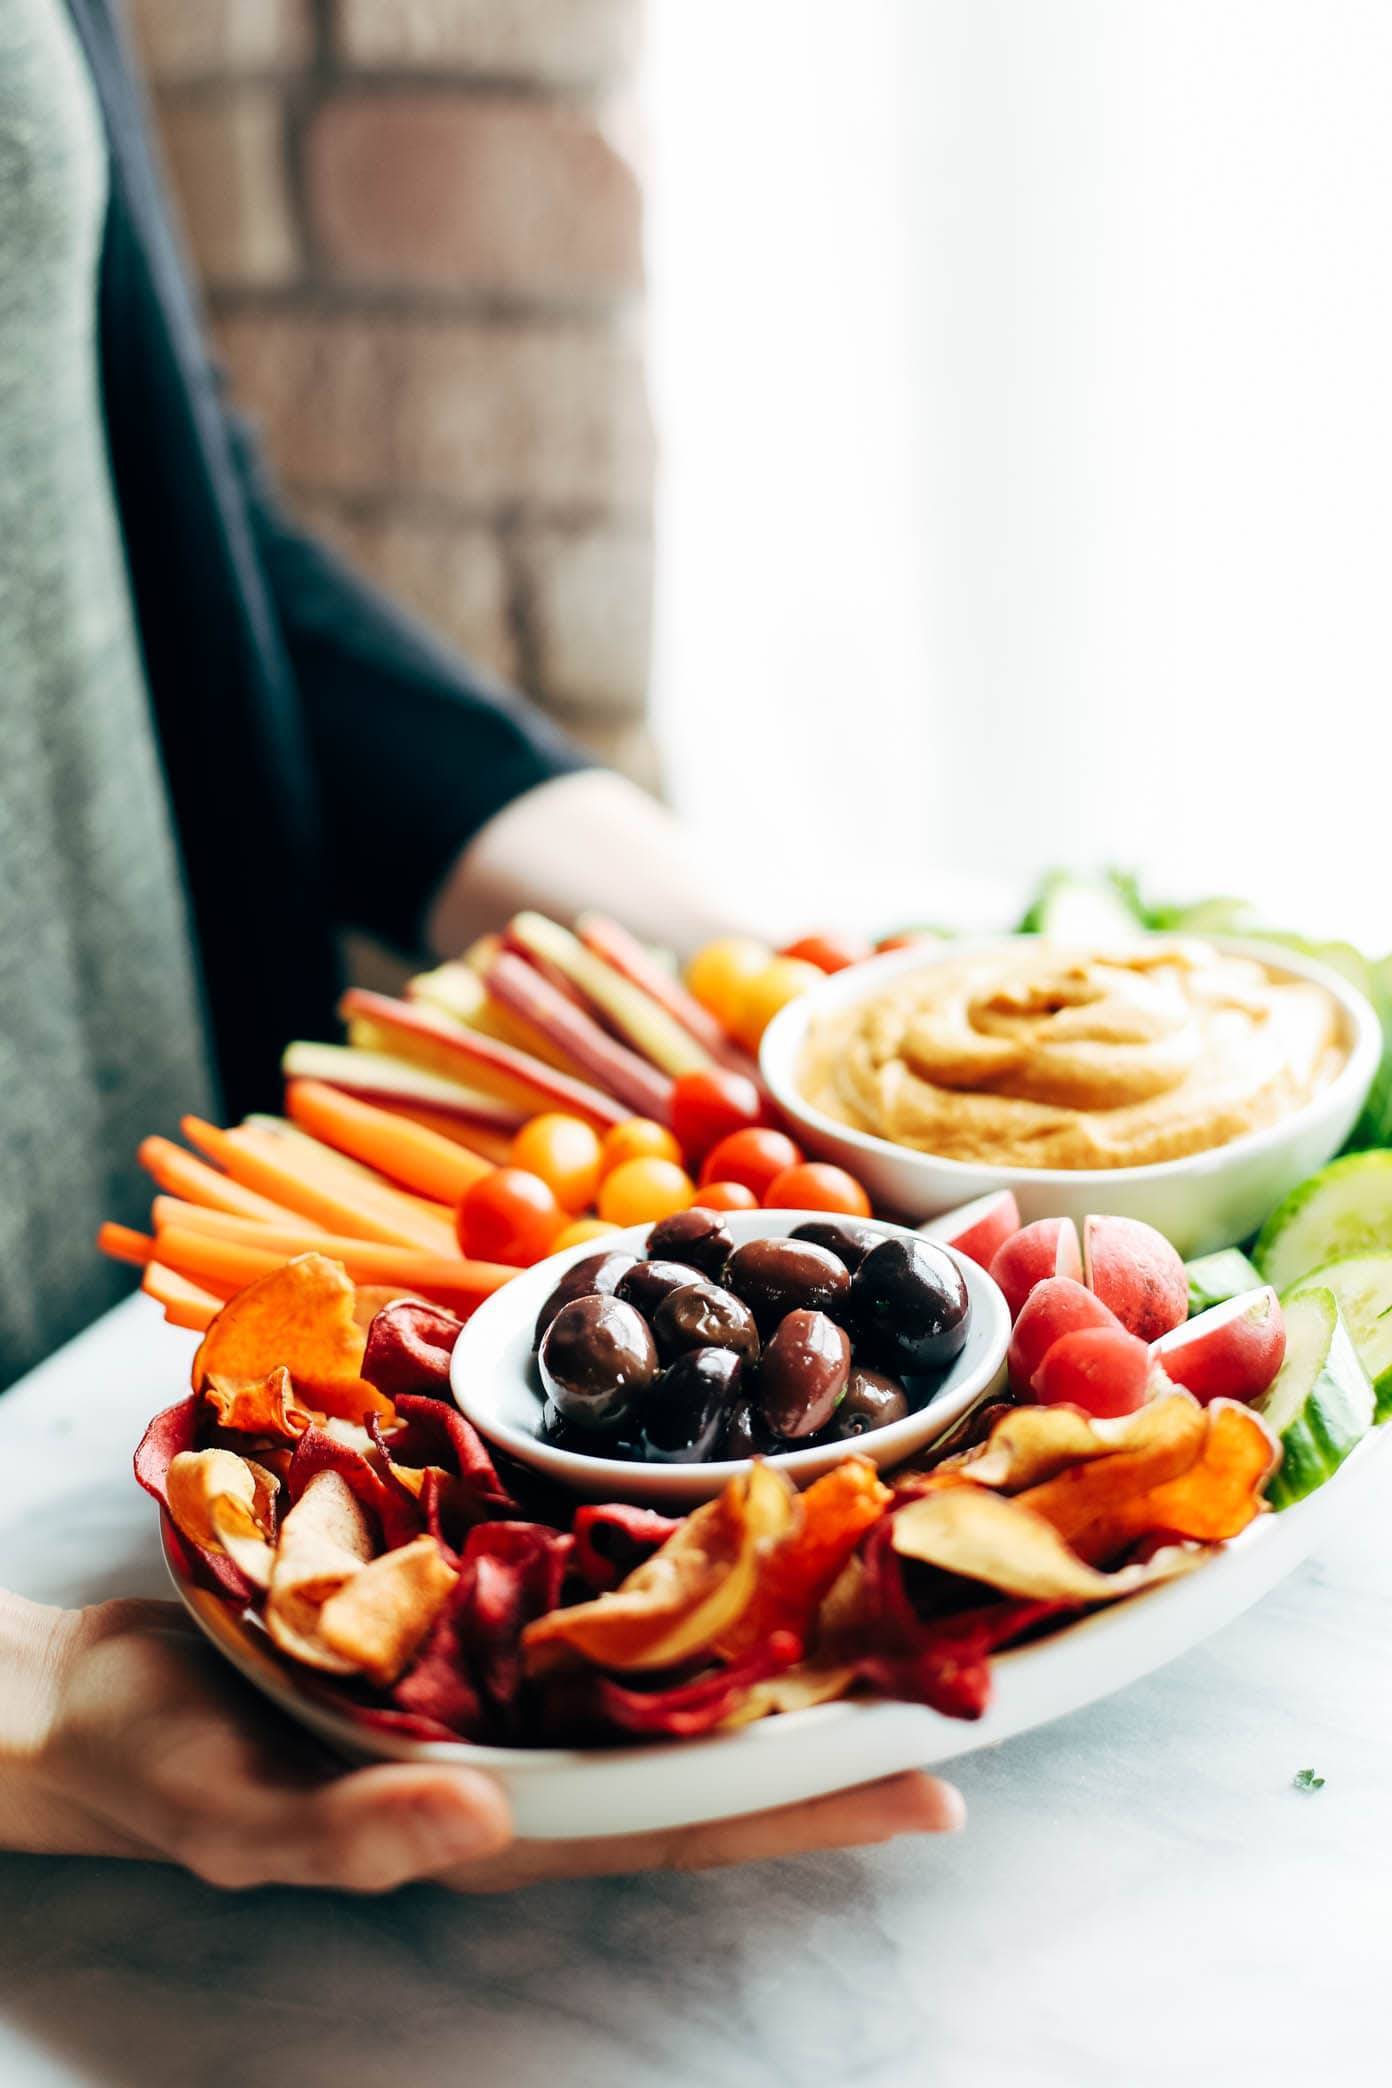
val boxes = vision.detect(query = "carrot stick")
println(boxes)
[285,1079,492,1205]
[179,1117,458,1255]
[153,1222,515,1315]
[141,1262,226,1330]
[136,1135,317,1225]
[372,1101,514,1168]
[241,1116,460,1225]
[98,1223,157,1268]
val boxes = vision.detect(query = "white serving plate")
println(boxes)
[161,1419,1392,1843]
[760,935,1381,1257]
[448,1210,1009,1506]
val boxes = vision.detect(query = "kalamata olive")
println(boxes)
[641,1347,743,1463]
[615,1258,698,1322]
[757,1309,852,1439]
[850,1237,970,1374]
[824,1364,911,1441]
[723,1237,851,1335]
[533,1250,638,1349]
[651,1280,760,1367]
[721,1396,780,1460]
[644,1207,735,1282]
[538,1400,644,1460]
[538,1294,658,1428]
[789,1218,885,1273]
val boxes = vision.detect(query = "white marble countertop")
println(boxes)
[1,1293,1389,2088]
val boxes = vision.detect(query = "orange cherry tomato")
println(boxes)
[670,1067,765,1165]
[761,1161,872,1217]
[600,1117,684,1177]
[552,1216,622,1252]
[778,934,870,974]
[597,1157,696,1227]
[685,938,772,1030]
[457,1167,565,1266]
[510,1113,603,1214]
[732,957,824,1052]
[699,1127,803,1199]
[695,1179,760,1212]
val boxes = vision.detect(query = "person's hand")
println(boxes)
[6,1596,963,1893]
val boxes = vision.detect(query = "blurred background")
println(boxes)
[134,0,1392,943]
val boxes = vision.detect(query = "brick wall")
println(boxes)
[130,0,657,785]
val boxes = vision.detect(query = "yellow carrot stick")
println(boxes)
[284,1079,492,1206]
[154,1222,514,1315]
[179,1117,457,1255]
[136,1135,318,1226]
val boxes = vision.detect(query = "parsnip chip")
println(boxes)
[204,1365,311,1443]
[318,1536,458,1686]
[264,1468,377,1673]
[892,1486,1206,1602]
[165,1448,278,1590]
[523,1461,798,1675]
[720,1456,891,1660]
[931,1394,1207,1498]
[192,1255,392,1425]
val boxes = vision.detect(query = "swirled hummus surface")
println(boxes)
[799,940,1347,1169]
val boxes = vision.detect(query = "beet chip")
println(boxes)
[384,1393,518,1521]
[135,1396,259,1602]
[390,1521,572,1738]
[591,1632,801,1740]
[362,1300,464,1403]
[571,1503,682,1593]
[286,1425,422,1552]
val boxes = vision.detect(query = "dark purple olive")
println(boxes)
[723,1237,851,1335]
[789,1218,885,1273]
[538,1294,658,1429]
[757,1309,852,1439]
[644,1207,735,1283]
[651,1281,760,1367]
[615,1258,698,1322]
[850,1237,969,1374]
[641,1347,743,1463]
[824,1364,911,1441]
[533,1250,638,1349]
[721,1396,780,1460]
[538,1400,644,1460]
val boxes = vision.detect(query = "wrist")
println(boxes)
[0,1591,86,1853]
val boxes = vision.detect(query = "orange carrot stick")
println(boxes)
[98,1222,157,1268]
[243,1117,462,1225]
[179,1117,457,1255]
[285,1079,492,1206]
[136,1135,317,1226]
[153,1222,514,1315]
[374,1101,514,1169]
[141,1262,226,1330]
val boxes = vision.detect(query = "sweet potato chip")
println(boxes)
[192,1255,391,1425]
[203,1365,310,1443]
[264,1468,377,1674]
[719,1456,892,1660]
[165,1448,278,1590]
[317,1535,458,1686]
[523,1461,798,1675]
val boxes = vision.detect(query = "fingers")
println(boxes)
[174,1765,513,1893]
[439,1770,964,1893]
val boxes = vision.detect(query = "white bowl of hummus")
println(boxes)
[760,935,1382,1258]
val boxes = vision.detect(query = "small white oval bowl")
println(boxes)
[760,935,1382,1259]
[449,1209,1010,1507]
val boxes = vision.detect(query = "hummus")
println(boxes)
[800,940,1347,1170]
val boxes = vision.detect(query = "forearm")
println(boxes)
[0,1591,81,1854]
[427,771,776,959]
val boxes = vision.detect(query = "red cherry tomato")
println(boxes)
[457,1167,565,1266]
[696,1179,760,1212]
[670,1066,766,1164]
[761,1162,872,1217]
[699,1127,803,1199]
[875,930,935,954]
[778,934,870,974]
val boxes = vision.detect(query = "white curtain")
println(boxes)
[649,1,1392,941]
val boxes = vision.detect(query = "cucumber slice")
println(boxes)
[1285,1252,1392,1420]
[1254,1152,1392,1292]
[1256,1289,1374,1508]
[1184,1248,1263,1317]
[1017,872,1142,943]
